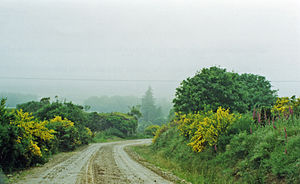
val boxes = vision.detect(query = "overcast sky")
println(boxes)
[0,0,299,100]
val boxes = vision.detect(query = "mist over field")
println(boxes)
[1,0,300,102]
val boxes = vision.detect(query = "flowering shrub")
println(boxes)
[11,110,55,158]
[153,124,169,143]
[144,125,160,136]
[177,107,239,152]
[46,116,81,152]
[272,96,300,117]
[1,99,94,172]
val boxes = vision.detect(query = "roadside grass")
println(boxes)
[132,116,300,184]
[92,132,124,143]
[131,141,234,184]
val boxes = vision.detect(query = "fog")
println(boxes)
[1,0,299,102]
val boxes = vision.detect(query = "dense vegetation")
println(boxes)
[173,66,277,113]
[83,88,171,133]
[0,97,139,173]
[134,67,300,183]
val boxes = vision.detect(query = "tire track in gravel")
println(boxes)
[80,139,172,184]
[17,143,103,184]
[17,139,173,184]
[79,144,130,184]
[113,140,173,184]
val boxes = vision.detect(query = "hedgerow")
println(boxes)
[152,100,300,183]
[1,97,139,173]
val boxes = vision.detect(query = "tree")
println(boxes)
[238,73,277,110]
[138,87,165,132]
[127,105,142,120]
[140,87,157,122]
[173,66,277,114]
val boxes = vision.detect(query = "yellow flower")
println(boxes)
[177,107,239,152]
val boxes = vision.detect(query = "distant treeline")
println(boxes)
[83,88,173,132]
[83,95,172,118]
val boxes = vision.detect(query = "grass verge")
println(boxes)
[126,145,190,184]
[129,143,233,184]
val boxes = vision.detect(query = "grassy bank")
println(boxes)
[132,117,300,184]
[132,128,233,184]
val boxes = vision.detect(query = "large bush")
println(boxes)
[86,112,138,137]
[173,66,277,113]
[44,116,92,152]
[17,98,88,126]
[0,99,92,172]
[0,100,56,172]
[176,107,239,152]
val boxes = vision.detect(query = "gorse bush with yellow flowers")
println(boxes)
[176,107,239,152]
[0,99,93,172]
[11,110,55,159]
[1,97,140,173]
[144,68,299,183]
[46,116,92,152]
[0,101,55,171]
[272,96,300,118]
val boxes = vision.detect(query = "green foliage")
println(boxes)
[272,96,300,118]
[149,127,231,183]
[46,116,79,152]
[85,112,138,138]
[17,98,87,126]
[16,98,50,114]
[173,66,277,113]
[217,114,254,152]
[140,87,165,125]
[238,73,277,110]
[217,119,300,183]
[127,105,142,120]
[0,98,93,172]
[1,96,139,174]
[0,100,56,172]
[150,113,300,183]
[144,125,160,136]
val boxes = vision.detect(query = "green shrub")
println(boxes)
[46,116,81,152]
[104,128,125,138]
[150,112,300,183]
[216,119,300,183]
[0,99,55,172]
[144,125,160,136]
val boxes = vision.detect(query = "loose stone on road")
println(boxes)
[17,139,172,184]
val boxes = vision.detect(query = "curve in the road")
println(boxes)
[16,139,172,184]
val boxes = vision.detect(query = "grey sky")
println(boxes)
[0,0,299,99]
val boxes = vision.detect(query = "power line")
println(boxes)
[0,76,300,83]
[0,76,180,83]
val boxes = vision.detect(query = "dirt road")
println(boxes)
[17,139,172,184]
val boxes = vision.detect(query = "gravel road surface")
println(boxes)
[17,139,172,184]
